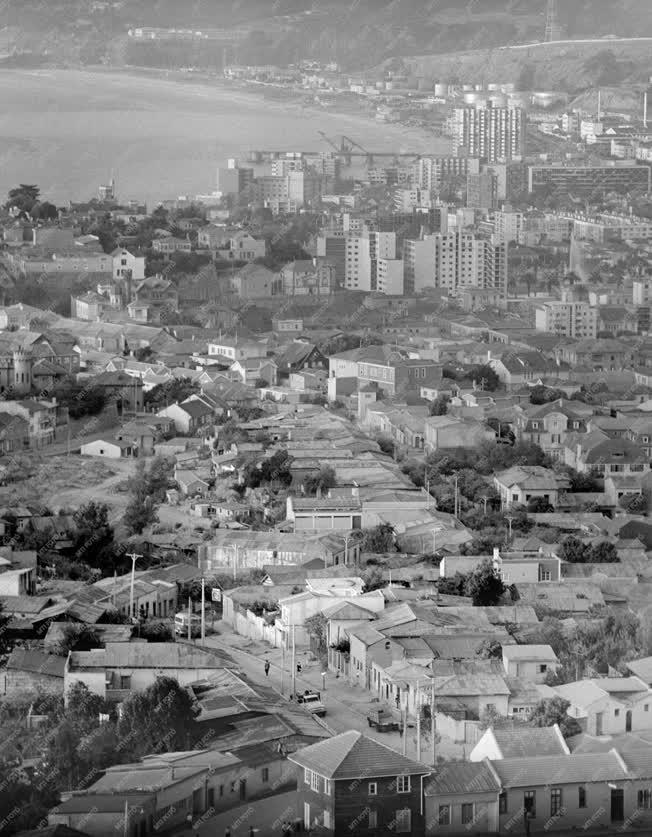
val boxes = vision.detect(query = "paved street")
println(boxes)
[202,623,465,762]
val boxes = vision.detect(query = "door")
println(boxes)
[595,712,603,735]
[626,710,632,732]
[239,778,247,801]
[304,803,310,830]
[611,788,624,822]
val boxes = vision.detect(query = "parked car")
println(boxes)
[367,707,403,732]
[296,690,326,717]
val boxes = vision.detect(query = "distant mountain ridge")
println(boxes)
[2,0,652,73]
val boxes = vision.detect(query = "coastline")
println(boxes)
[39,63,443,153]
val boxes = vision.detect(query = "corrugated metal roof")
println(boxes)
[425,761,500,796]
[492,751,628,787]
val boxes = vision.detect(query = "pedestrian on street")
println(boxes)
[264,659,270,676]
[296,662,302,674]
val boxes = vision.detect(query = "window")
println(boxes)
[578,786,586,808]
[262,768,269,783]
[539,664,548,674]
[438,805,451,826]
[461,803,475,825]
[304,768,311,786]
[368,783,377,796]
[499,792,507,814]
[324,780,331,796]
[323,810,331,829]
[550,788,562,816]
[638,789,652,809]
[615,709,620,717]
[524,791,536,817]
[368,810,377,829]
[646,705,650,712]
[120,675,131,690]
[230,782,236,793]
[311,772,320,793]
[397,775,411,794]
[395,809,411,833]
[207,789,214,806]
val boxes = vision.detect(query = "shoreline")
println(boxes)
[9,63,441,153]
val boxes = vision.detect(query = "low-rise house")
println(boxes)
[502,645,559,683]
[63,642,228,703]
[156,399,214,435]
[493,466,569,509]
[424,761,500,836]
[513,399,591,460]
[626,656,652,687]
[275,342,328,377]
[424,416,494,452]
[489,350,569,388]
[551,677,652,736]
[285,496,363,533]
[289,730,431,836]
[565,433,650,475]
[470,725,570,762]
[80,438,134,459]
[174,469,211,497]
[3,648,66,695]
[515,581,605,613]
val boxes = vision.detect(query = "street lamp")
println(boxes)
[321,671,326,692]
[126,552,142,620]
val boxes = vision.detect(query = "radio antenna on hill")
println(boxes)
[544,0,561,42]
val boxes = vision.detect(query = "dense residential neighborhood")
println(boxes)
[3,18,652,837]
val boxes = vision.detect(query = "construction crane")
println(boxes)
[317,132,376,165]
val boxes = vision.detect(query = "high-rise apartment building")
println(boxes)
[467,172,498,209]
[414,156,480,191]
[535,300,598,338]
[216,158,254,197]
[404,230,507,295]
[344,231,397,292]
[452,104,525,162]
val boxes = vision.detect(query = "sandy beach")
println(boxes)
[0,67,447,205]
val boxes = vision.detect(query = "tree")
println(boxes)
[5,184,40,213]
[117,676,197,759]
[527,497,554,513]
[138,620,174,642]
[304,613,328,653]
[304,466,336,496]
[590,541,619,564]
[529,385,566,405]
[376,435,396,457]
[361,566,385,592]
[55,623,102,655]
[463,559,506,606]
[144,378,199,409]
[53,378,106,419]
[429,395,450,416]
[124,457,173,535]
[528,697,582,739]
[0,600,12,654]
[557,535,589,563]
[72,501,114,564]
[356,523,396,554]
[254,377,269,389]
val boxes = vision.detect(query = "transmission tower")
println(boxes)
[544,0,562,42]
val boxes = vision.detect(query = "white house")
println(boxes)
[111,247,145,281]
[80,439,134,459]
[552,677,652,736]
[502,644,559,683]
[469,724,570,762]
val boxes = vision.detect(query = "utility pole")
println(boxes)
[187,595,192,641]
[344,534,350,567]
[200,577,205,644]
[233,544,238,581]
[506,516,514,541]
[280,634,285,695]
[416,680,421,762]
[481,495,489,515]
[432,529,437,555]
[454,475,459,519]
[291,624,296,699]
[402,694,407,757]
[126,552,142,620]
[431,678,436,766]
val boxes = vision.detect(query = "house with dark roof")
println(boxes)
[469,724,570,762]
[156,398,214,435]
[513,399,591,461]
[4,647,66,695]
[424,760,501,835]
[489,350,569,389]
[493,466,570,509]
[289,730,431,835]
[275,341,328,378]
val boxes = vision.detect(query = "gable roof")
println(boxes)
[7,648,66,678]
[491,750,628,787]
[489,725,569,758]
[288,730,430,780]
[424,761,500,796]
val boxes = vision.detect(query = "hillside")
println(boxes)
[1,0,652,72]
